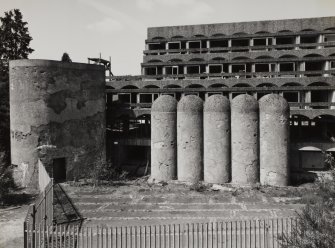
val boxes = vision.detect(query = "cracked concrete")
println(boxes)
[177,95,203,183]
[9,60,106,188]
[204,95,231,184]
[151,95,177,181]
[259,94,290,186]
[231,94,259,185]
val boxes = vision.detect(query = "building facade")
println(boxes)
[107,17,335,175]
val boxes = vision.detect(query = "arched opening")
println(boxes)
[276,31,295,50]
[231,33,249,52]
[304,54,324,77]
[189,58,205,62]
[121,85,138,89]
[291,114,335,170]
[186,84,205,89]
[308,82,332,109]
[147,59,162,63]
[324,29,335,47]
[208,83,227,88]
[152,36,165,40]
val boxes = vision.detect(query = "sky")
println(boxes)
[1,0,335,75]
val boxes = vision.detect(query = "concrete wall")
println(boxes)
[231,94,259,185]
[259,94,290,186]
[148,17,335,39]
[151,95,177,181]
[10,59,106,188]
[204,95,231,184]
[148,94,294,186]
[177,95,203,183]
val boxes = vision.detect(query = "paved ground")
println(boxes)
[61,179,312,227]
[0,204,30,248]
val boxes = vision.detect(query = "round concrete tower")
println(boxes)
[151,95,177,181]
[204,95,231,184]
[10,60,106,188]
[231,94,259,185]
[177,95,203,183]
[259,94,290,186]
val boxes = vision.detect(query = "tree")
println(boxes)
[0,9,33,197]
[0,9,34,81]
[61,52,72,62]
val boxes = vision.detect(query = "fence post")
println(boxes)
[31,204,36,248]
[51,178,54,226]
[23,221,27,248]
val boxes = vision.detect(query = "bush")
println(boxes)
[90,161,129,186]
[279,152,335,247]
[0,151,14,203]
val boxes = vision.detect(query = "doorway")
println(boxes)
[53,158,66,183]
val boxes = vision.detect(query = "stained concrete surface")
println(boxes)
[9,60,106,188]
[231,94,259,185]
[204,95,231,184]
[61,180,309,227]
[177,95,203,183]
[151,95,177,181]
[259,94,290,186]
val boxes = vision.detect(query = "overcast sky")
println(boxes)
[1,0,335,75]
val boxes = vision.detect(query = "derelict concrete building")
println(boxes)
[10,60,106,187]
[106,16,335,175]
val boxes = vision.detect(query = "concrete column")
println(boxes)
[177,95,203,183]
[299,62,305,77]
[259,94,290,186]
[251,64,255,78]
[183,66,187,75]
[318,34,324,49]
[323,61,330,77]
[204,95,231,184]
[206,40,210,49]
[228,64,232,74]
[305,91,311,109]
[231,94,259,185]
[330,91,335,109]
[162,67,166,75]
[136,94,141,104]
[151,95,178,181]
[295,36,300,50]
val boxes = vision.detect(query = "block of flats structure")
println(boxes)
[106,16,335,178]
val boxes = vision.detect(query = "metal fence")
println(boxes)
[24,217,297,248]
[24,160,54,248]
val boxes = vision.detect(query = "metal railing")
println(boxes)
[23,217,297,248]
[24,160,55,248]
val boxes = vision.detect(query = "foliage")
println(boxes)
[0,9,33,197]
[90,161,129,187]
[0,9,34,80]
[61,52,72,62]
[0,151,15,203]
[279,152,335,248]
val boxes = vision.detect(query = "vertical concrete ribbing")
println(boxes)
[177,95,203,183]
[231,94,259,185]
[204,95,231,184]
[259,94,290,186]
[151,95,177,181]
